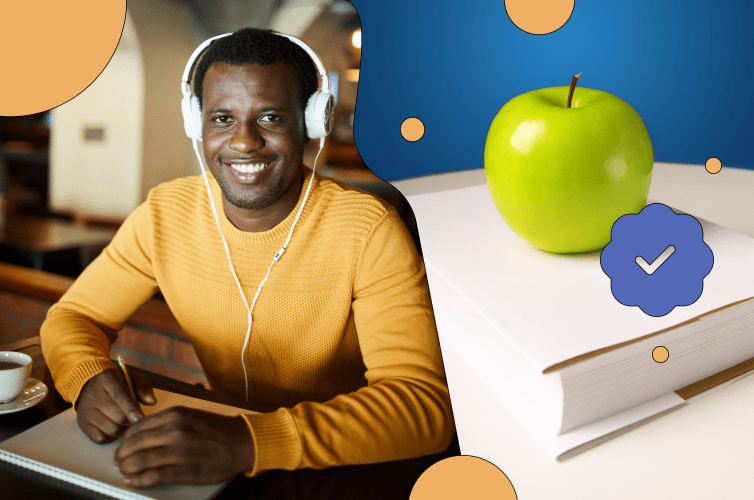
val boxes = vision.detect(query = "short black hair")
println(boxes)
[193,28,319,113]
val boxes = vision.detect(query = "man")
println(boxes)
[40,28,453,488]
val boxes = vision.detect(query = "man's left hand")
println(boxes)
[113,407,255,487]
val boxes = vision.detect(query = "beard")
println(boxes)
[215,173,282,210]
[214,159,301,211]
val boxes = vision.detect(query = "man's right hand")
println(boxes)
[76,368,157,444]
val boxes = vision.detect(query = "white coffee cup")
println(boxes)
[0,352,32,403]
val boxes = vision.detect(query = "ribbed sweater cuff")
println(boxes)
[63,358,116,407]
[241,409,302,476]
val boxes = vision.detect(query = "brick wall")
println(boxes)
[0,291,47,341]
[111,325,208,387]
[0,279,208,387]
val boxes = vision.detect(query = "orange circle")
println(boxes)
[705,157,722,174]
[410,456,517,500]
[401,117,425,142]
[505,0,575,35]
[653,346,669,363]
[0,1,126,116]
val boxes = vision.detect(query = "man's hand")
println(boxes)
[76,368,157,444]
[113,407,255,487]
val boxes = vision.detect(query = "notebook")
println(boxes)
[0,389,250,500]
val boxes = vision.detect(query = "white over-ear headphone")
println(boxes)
[179,31,334,401]
[180,32,334,142]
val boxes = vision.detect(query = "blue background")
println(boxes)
[349,0,754,182]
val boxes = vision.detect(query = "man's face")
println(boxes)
[201,61,306,216]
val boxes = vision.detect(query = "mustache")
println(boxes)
[218,154,277,163]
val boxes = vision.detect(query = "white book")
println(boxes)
[407,183,754,458]
[0,389,250,500]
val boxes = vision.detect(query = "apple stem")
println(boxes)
[567,73,583,108]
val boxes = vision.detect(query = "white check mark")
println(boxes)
[635,245,675,275]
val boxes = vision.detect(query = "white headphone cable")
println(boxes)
[191,137,324,401]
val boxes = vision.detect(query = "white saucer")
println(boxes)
[0,378,48,414]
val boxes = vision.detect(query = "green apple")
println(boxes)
[484,77,653,253]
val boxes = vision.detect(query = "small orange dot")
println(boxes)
[505,0,574,35]
[410,456,517,500]
[653,346,669,363]
[401,117,425,142]
[705,157,722,174]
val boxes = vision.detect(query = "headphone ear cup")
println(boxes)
[305,91,334,139]
[181,95,195,140]
[181,95,203,141]
[190,96,203,141]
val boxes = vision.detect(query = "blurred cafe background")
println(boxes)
[0,0,411,385]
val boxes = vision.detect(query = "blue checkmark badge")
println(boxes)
[600,203,714,317]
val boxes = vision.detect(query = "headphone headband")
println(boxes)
[180,32,329,97]
[180,33,230,97]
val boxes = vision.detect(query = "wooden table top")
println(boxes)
[0,213,117,252]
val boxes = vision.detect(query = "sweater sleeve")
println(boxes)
[40,202,159,404]
[240,205,455,475]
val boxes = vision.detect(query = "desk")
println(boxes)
[0,337,460,500]
[393,163,754,499]
[0,213,117,273]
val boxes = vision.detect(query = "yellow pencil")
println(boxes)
[117,356,137,402]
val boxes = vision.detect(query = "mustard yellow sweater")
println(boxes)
[40,171,454,476]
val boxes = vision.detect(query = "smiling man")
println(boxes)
[40,28,454,487]
[204,60,306,231]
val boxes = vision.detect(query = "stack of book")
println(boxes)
[407,183,754,460]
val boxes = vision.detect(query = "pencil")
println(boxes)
[117,356,137,402]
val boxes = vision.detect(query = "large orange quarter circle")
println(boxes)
[0,1,127,116]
